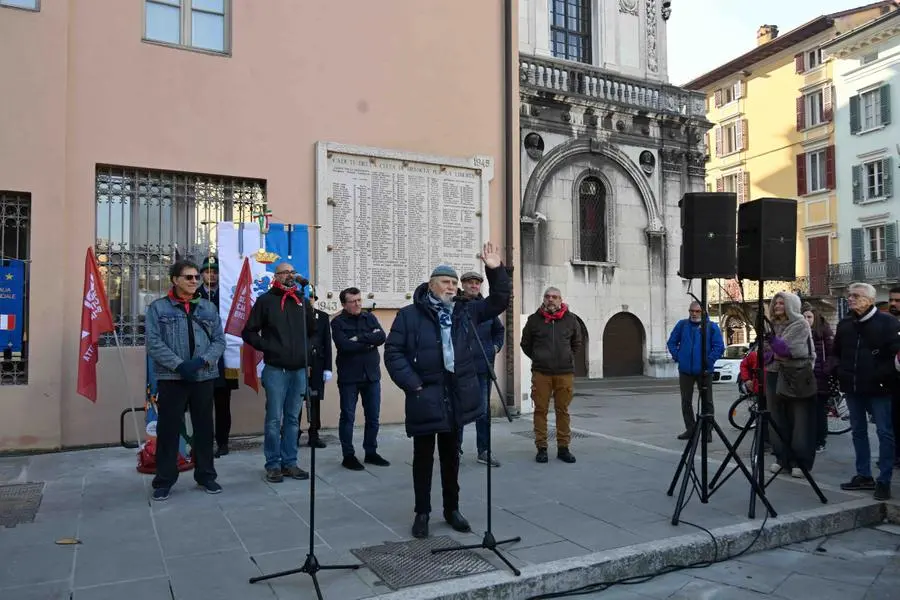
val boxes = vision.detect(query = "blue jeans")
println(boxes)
[458,374,490,454]
[338,381,381,457]
[262,365,306,471]
[846,393,894,484]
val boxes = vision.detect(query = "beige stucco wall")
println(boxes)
[0,0,519,450]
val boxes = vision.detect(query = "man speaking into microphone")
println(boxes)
[242,263,316,484]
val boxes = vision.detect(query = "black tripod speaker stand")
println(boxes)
[249,281,361,599]
[666,281,776,524]
[707,282,828,519]
[432,305,522,576]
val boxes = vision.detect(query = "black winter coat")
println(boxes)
[197,285,237,390]
[309,309,333,393]
[241,286,316,371]
[331,311,385,385]
[384,265,511,437]
[832,307,900,396]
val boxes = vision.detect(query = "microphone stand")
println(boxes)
[432,299,521,576]
[249,281,361,599]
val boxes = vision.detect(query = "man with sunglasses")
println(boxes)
[145,259,226,502]
[242,262,317,483]
[667,301,725,441]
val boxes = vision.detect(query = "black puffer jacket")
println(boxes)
[241,286,317,371]
[520,307,583,375]
[832,306,900,395]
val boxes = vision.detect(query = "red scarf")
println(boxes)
[540,303,569,323]
[272,280,301,310]
[168,288,198,314]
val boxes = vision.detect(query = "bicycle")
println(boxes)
[728,388,851,435]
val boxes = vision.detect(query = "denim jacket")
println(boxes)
[145,295,226,382]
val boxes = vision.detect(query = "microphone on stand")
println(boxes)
[294,274,310,287]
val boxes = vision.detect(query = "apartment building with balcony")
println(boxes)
[0,0,517,450]
[684,2,896,343]
[824,8,900,300]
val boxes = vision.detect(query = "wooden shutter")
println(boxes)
[884,157,893,199]
[736,172,745,204]
[850,95,861,134]
[823,85,834,122]
[735,81,745,100]
[795,53,804,74]
[796,153,808,196]
[825,145,836,190]
[851,227,865,280]
[714,89,723,108]
[886,222,898,260]
[739,119,748,151]
[881,83,891,125]
[715,127,723,157]
[741,171,750,203]
[852,164,863,203]
[716,177,724,192]
[796,96,806,131]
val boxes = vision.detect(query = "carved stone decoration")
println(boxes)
[615,120,626,132]
[687,151,707,178]
[660,147,684,174]
[619,0,639,15]
[639,150,656,176]
[646,0,659,73]
[561,111,571,123]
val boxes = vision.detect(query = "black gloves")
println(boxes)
[175,357,206,381]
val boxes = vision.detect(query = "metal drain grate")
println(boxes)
[351,535,496,590]
[511,429,589,440]
[624,418,654,424]
[0,482,44,528]
[570,413,599,418]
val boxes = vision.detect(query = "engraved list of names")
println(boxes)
[328,153,482,301]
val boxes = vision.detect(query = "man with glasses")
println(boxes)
[242,262,316,483]
[667,302,725,441]
[834,283,900,500]
[145,259,226,501]
[521,286,583,464]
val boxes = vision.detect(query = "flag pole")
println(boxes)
[110,331,148,475]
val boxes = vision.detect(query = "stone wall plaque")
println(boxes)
[316,142,493,308]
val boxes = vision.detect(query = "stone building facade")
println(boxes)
[518,0,710,378]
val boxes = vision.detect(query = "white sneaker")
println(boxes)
[770,463,782,474]
[791,468,803,478]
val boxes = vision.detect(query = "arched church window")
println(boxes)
[550,0,592,64]
[578,176,607,262]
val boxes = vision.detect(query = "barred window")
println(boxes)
[0,191,30,385]
[94,166,266,347]
[550,0,592,64]
[577,176,607,263]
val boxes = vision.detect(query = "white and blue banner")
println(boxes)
[0,260,25,353]
[262,223,311,297]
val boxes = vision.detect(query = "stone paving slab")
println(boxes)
[0,378,892,599]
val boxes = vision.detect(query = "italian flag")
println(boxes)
[0,314,15,330]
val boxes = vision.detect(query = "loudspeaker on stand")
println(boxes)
[678,192,737,280]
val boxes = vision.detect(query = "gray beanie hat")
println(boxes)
[430,264,458,279]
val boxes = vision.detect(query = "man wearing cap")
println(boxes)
[457,271,505,467]
[198,255,239,457]
[303,290,333,449]
[384,242,510,538]
[331,287,390,470]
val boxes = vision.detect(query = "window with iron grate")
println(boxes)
[577,176,607,263]
[0,192,30,385]
[94,166,266,347]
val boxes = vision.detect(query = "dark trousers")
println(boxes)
[338,381,381,457]
[153,379,216,489]
[815,392,829,448]
[893,393,900,460]
[213,386,232,448]
[306,372,324,441]
[771,394,817,471]
[679,372,713,431]
[413,430,460,515]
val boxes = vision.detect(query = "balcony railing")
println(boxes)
[707,275,832,304]
[520,55,707,117]
[828,261,900,288]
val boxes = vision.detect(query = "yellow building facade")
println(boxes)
[684,2,896,327]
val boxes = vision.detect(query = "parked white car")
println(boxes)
[713,344,750,384]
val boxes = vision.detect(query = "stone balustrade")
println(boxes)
[520,55,707,118]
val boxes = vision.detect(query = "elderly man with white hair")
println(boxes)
[833,282,900,501]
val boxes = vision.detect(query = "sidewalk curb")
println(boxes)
[372,499,887,600]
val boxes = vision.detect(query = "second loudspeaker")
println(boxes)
[737,197,798,281]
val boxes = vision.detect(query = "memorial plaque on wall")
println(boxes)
[316,142,493,309]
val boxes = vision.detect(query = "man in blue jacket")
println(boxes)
[331,287,390,471]
[666,301,725,441]
[145,259,226,502]
[384,242,510,539]
[457,271,504,467]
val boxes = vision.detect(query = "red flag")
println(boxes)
[77,248,114,402]
[225,258,261,392]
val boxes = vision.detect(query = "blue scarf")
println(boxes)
[427,293,455,373]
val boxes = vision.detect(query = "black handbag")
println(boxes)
[776,337,816,398]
